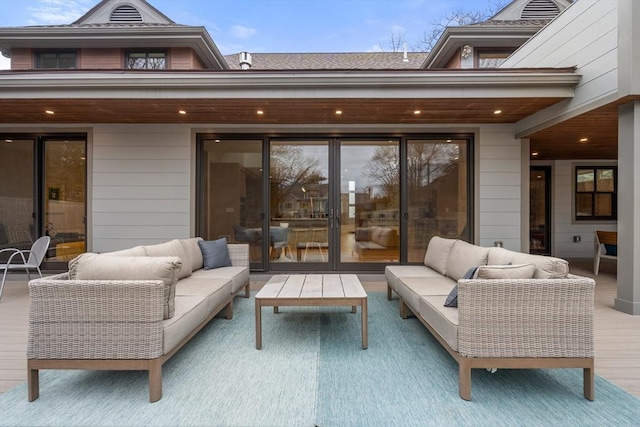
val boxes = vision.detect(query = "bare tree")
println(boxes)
[383,30,408,53]
[409,1,508,52]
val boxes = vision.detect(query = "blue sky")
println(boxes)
[0,0,503,67]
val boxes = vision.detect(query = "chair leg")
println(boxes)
[0,270,7,301]
[594,256,600,275]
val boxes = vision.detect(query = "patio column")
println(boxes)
[615,100,640,315]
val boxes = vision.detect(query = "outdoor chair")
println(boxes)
[0,236,50,301]
[594,230,617,275]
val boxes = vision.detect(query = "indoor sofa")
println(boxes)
[353,226,399,261]
[385,236,595,401]
[26,238,250,403]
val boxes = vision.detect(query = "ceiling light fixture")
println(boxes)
[256,110,264,115]
[335,110,342,115]
[45,110,55,115]
[446,139,452,143]
[493,110,502,115]
[531,152,539,156]
[4,139,12,143]
[178,110,187,115]
[579,137,588,142]
[413,110,421,115]
[214,139,221,143]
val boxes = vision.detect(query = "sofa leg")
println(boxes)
[584,365,595,401]
[149,361,163,403]
[225,300,234,320]
[387,285,392,300]
[399,298,408,319]
[27,366,39,402]
[244,283,250,298]
[459,358,472,401]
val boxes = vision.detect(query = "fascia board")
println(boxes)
[0,27,228,69]
[0,71,580,99]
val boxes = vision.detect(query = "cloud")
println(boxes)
[27,0,93,25]
[230,25,257,39]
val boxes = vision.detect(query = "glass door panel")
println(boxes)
[339,140,400,264]
[406,139,469,262]
[201,139,264,269]
[270,140,329,266]
[44,139,87,263]
[0,139,34,262]
[530,166,551,255]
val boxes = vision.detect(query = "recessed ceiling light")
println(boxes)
[532,152,539,156]
[178,110,187,115]
[214,139,221,143]
[413,110,421,115]
[446,139,452,143]
[494,110,502,115]
[45,110,55,115]
[579,137,588,142]
[4,139,12,143]
[256,110,264,115]
[335,110,342,115]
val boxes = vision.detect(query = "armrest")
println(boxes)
[457,277,595,358]
[28,277,165,360]
[227,243,250,267]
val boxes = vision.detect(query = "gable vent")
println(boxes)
[521,0,560,19]
[110,5,143,22]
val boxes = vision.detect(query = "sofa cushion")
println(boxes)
[445,240,489,281]
[509,252,569,279]
[394,276,457,314]
[102,246,147,257]
[74,253,182,319]
[423,236,457,275]
[419,295,459,351]
[475,263,536,280]
[354,228,370,242]
[143,239,192,279]
[198,238,232,270]
[190,266,249,294]
[179,237,204,272]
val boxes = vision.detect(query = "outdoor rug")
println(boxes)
[1,292,638,427]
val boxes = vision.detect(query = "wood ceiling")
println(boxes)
[1,95,632,160]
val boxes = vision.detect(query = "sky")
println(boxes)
[0,0,504,63]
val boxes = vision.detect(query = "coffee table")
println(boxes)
[255,274,368,350]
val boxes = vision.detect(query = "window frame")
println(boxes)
[574,165,617,221]
[474,48,515,68]
[125,50,168,70]
[34,50,78,69]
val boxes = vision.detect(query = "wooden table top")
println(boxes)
[255,274,366,300]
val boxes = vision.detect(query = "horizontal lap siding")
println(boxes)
[92,125,192,253]
[478,126,521,250]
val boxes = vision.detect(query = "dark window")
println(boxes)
[126,51,166,69]
[575,166,617,220]
[36,51,77,69]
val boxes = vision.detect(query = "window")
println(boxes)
[36,51,77,69]
[476,49,514,68]
[575,166,617,220]
[126,51,166,69]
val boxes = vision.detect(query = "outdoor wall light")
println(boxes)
[461,45,472,59]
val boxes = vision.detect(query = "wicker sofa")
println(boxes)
[27,238,250,403]
[385,236,595,401]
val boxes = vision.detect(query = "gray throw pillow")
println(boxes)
[198,238,232,270]
[444,266,477,308]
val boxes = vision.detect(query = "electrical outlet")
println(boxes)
[573,235,581,243]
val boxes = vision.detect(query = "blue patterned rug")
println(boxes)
[1,292,638,426]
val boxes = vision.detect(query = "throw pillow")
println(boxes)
[604,244,617,256]
[475,263,535,280]
[198,238,232,270]
[444,266,478,308]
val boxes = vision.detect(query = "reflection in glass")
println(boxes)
[202,139,263,266]
[530,168,550,255]
[269,141,329,263]
[0,139,34,262]
[340,141,400,263]
[44,140,87,261]
[407,139,468,262]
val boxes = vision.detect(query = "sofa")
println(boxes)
[353,226,399,261]
[26,238,250,403]
[385,236,595,401]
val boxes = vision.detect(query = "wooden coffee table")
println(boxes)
[255,274,368,350]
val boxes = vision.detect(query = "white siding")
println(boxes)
[552,160,616,258]
[91,125,192,252]
[504,0,620,135]
[477,125,522,250]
